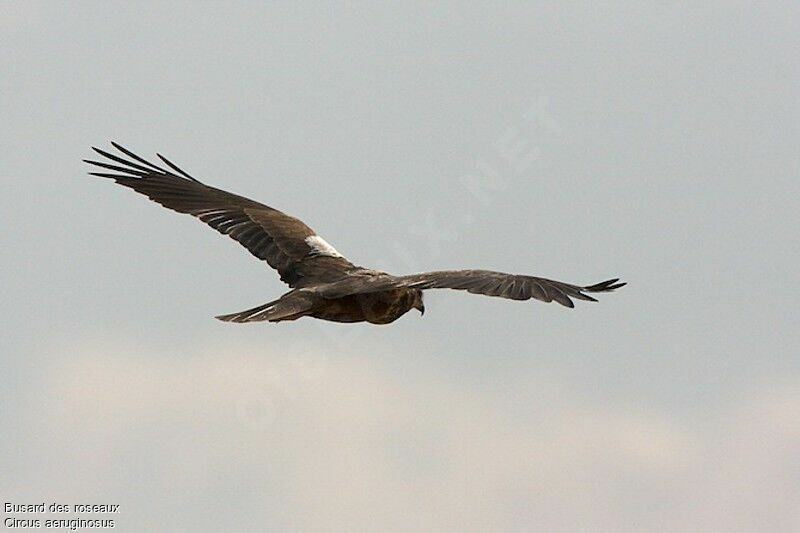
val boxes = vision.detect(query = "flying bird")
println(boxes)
[85,143,625,325]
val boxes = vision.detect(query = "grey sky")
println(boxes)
[2,2,799,531]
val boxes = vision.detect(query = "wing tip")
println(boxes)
[86,141,202,184]
[584,278,627,293]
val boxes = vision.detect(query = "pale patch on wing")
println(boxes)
[305,235,343,258]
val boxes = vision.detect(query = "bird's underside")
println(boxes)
[85,143,626,325]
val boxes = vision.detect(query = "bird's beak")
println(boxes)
[417,304,425,316]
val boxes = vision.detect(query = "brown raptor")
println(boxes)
[85,143,625,324]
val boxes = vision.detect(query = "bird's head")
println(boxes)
[413,290,425,316]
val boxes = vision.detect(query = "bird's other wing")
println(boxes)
[85,142,355,287]
[318,270,625,308]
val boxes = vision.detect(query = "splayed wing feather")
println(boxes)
[110,142,170,174]
[91,145,161,174]
[157,152,198,181]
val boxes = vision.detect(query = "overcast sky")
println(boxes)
[2,2,799,531]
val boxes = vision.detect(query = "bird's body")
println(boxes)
[85,143,625,325]
[281,288,423,324]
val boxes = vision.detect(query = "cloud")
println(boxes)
[4,335,800,532]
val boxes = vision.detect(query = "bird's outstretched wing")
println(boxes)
[319,270,625,308]
[85,142,355,287]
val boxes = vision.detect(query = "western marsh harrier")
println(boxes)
[86,143,625,324]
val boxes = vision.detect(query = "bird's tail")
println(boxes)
[215,291,317,323]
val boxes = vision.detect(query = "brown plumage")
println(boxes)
[85,143,625,325]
